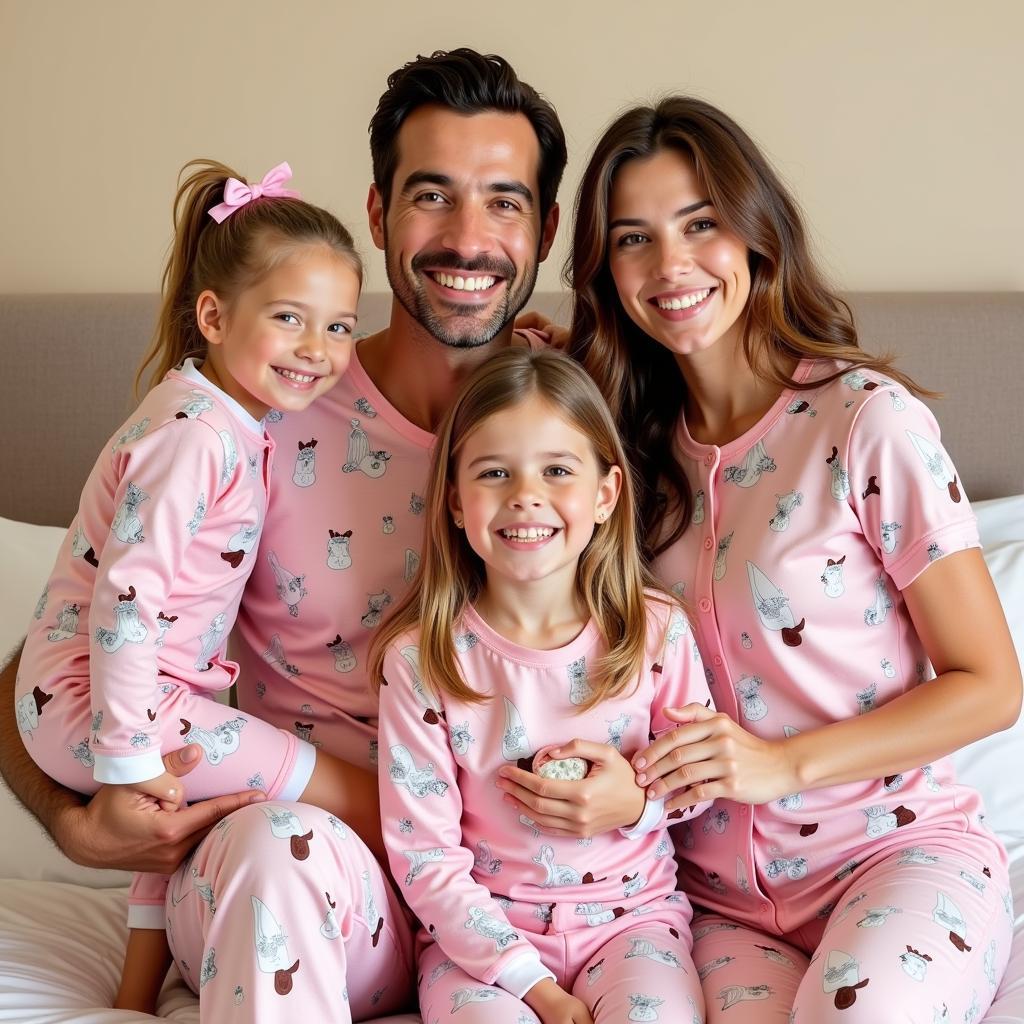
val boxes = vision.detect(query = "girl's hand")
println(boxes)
[496,740,645,837]
[524,978,594,1024]
[632,703,799,810]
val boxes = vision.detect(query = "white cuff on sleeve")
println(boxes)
[619,794,666,840]
[277,739,316,801]
[495,953,556,999]
[126,902,167,929]
[93,749,165,785]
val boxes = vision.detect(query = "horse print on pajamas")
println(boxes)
[111,482,148,544]
[326,528,352,569]
[464,907,519,950]
[342,418,390,478]
[293,438,317,487]
[94,586,147,653]
[826,446,851,500]
[388,744,449,798]
[267,551,308,617]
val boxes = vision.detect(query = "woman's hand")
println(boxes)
[633,703,799,810]
[524,979,594,1024]
[496,740,645,837]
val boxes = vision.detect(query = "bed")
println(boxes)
[1,292,1021,1022]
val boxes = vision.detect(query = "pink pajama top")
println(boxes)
[653,358,1007,933]
[377,597,715,997]
[231,333,545,771]
[20,361,273,783]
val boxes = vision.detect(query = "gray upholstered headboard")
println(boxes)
[1,291,1020,527]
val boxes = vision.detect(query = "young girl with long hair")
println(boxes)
[567,97,1021,1020]
[16,159,367,1012]
[371,347,714,1024]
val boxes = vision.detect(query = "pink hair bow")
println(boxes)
[207,161,302,223]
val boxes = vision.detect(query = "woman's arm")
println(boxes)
[0,645,85,834]
[636,549,1022,808]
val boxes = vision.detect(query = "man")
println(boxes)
[0,48,575,1020]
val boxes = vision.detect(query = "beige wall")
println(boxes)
[2,0,1021,294]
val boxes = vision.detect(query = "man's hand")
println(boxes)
[524,979,593,1024]
[514,310,570,349]
[495,740,645,838]
[53,744,264,873]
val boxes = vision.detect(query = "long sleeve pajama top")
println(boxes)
[377,597,715,996]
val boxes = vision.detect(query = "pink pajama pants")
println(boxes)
[417,896,705,1023]
[164,801,416,1023]
[690,843,1013,1022]
[21,678,310,923]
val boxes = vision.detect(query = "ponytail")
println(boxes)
[135,159,361,397]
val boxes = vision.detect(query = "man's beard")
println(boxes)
[384,239,540,350]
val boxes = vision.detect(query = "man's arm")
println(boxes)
[1,646,263,873]
[0,645,86,833]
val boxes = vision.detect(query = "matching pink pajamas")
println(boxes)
[377,600,714,1021]
[160,336,544,1021]
[653,359,1012,1020]
[17,361,313,927]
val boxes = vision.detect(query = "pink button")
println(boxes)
[713,655,723,666]
[704,454,715,467]
[699,598,712,613]
[703,537,714,550]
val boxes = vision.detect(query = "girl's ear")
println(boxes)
[196,290,228,346]
[595,464,623,523]
[447,482,464,528]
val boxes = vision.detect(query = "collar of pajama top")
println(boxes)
[230,331,547,773]
[652,357,1005,932]
[178,357,266,435]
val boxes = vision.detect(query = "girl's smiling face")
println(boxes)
[197,244,361,419]
[449,393,620,593]
[607,147,751,364]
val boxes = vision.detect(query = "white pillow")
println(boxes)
[0,516,130,886]
[952,495,1024,837]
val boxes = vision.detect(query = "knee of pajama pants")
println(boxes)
[166,801,415,1015]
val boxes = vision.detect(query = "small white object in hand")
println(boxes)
[537,757,588,781]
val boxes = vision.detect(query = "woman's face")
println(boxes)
[606,147,751,363]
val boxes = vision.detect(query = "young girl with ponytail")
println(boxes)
[15,159,364,1012]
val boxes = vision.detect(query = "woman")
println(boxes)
[566,96,1020,1021]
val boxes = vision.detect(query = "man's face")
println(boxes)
[368,105,558,348]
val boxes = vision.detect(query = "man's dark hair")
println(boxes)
[369,48,567,220]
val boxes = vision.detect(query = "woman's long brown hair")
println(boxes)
[369,346,669,712]
[566,97,930,558]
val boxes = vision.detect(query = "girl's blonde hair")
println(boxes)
[134,159,362,396]
[370,346,667,712]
